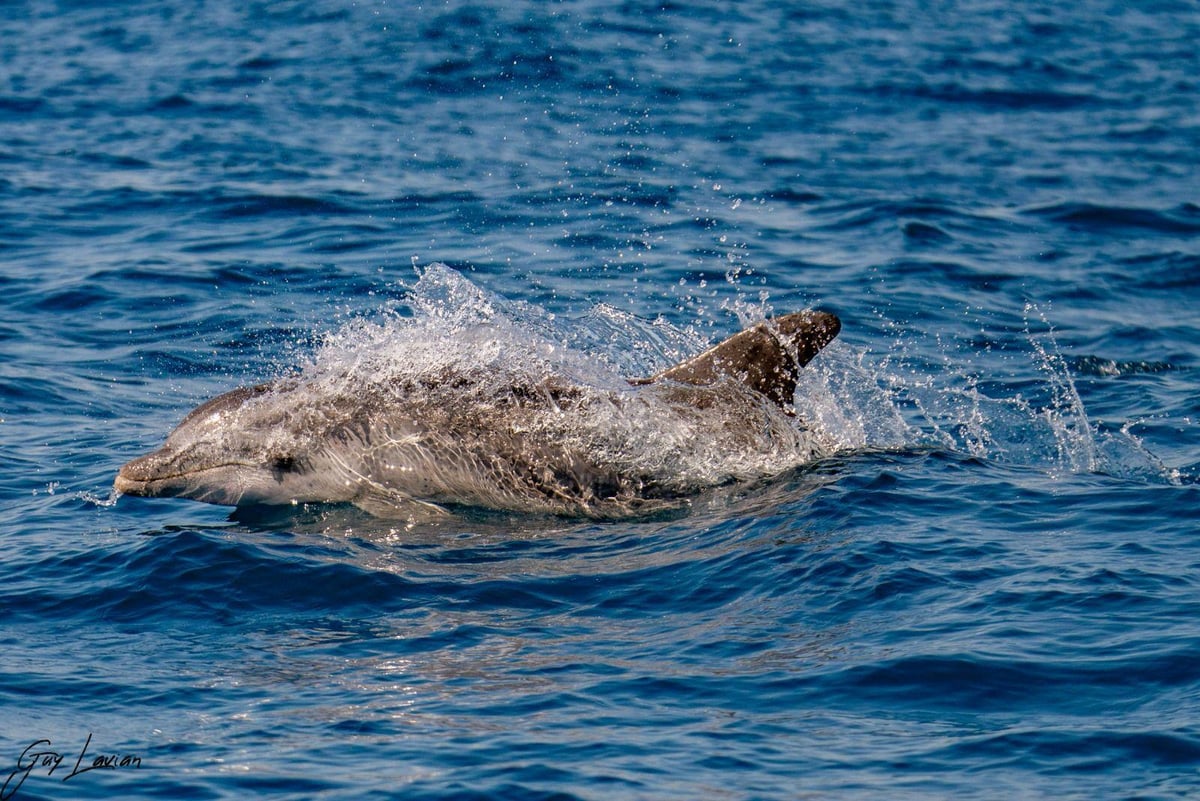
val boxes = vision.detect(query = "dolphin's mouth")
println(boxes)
[114,455,253,499]
[113,470,151,496]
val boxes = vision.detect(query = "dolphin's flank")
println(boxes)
[115,311,840,519]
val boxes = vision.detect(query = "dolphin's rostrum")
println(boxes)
[115,310,840,518]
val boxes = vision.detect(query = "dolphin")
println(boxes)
[114,310,840,519]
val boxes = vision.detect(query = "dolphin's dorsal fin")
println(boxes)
[633,311,840,409]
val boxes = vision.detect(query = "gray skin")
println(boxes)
[114,311,840,519]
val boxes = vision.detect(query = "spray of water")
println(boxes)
[793,296,1176,484]
[367,268,1174,486]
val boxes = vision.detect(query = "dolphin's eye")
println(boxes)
[271,455,297,473]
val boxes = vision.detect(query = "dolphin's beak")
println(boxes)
[114,454,157,496]
[114,447,184,497]
[114,448,259,505]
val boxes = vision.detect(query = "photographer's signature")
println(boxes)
[1,734,142,800]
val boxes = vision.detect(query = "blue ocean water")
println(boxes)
[2,0,1199,798]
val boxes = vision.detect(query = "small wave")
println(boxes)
[0,95,44,113]
[869,80,1097,111]
[238,54,288,71]
[763,187,823,204]
[809,197,1000,238]
[901,220,952,243]
[1113,251,1200,290]
[31,286,116,313]
[209,192,361,220]
[1026,201,1200,234]
[148,93,195,111]
[941,728,1200,769]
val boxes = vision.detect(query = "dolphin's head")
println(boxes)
[114,382,351,507]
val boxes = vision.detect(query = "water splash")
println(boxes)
[1023,302,1100,475]
[794,343,912,454]
[794,299,1177,484]
[300,267,1175,498]
[79,488,123,508]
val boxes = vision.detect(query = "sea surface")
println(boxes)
[3,1,1199,798]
